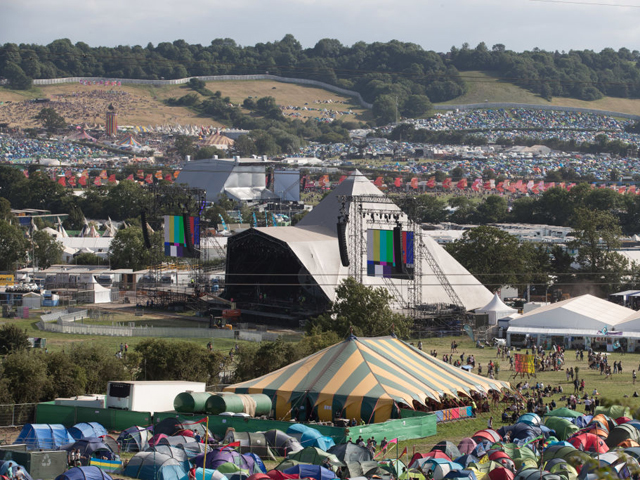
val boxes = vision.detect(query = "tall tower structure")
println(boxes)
[105,103,117,136]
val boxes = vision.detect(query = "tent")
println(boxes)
[328,443,372,463]
[117,426,151,452]
[192,449,253,473]
[61,438,116,462]
[263,430,303,456]
[543,418,579,441]
[472,430,502,444]
[156,436,197,448]
[0,462,33,480]
[146,445,190,469]
[458,438,477,455]
[14,424,74,450]
[123,452,186,480]
[282,465,336,480]
[594,405,631,420]
[514,469,562,480]
[286,447,343,467]
[69,423,108,440]
[55,467,111,480]
[180,469,228,480]
[226,335,509,423]
[545,408,582,419]
[416,459,463,480]
[568,433,608,453]
[475,294,518,325]
[343,461,382,478]
[605,423,640,448]
[222,432,273,458]
[154,417,210,438]
[432,441,461,460]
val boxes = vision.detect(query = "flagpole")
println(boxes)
[202,415,209,480]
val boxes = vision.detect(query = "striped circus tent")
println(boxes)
[224,335,510,424]
[203,134,235,149]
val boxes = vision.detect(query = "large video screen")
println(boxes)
[366,229,414,279]
[164,215,200,258]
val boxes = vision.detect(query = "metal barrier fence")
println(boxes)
[0,404,36,427]
[40,309,88,323]
[37,320,278,342]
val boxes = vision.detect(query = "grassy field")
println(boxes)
[0,80,366,128]
[436,70,640,116]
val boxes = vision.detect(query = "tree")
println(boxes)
[35,107,66,134]
[174,135,196,158]
[0,324,30,355]
[0,197,12,221]
[73,252,108,265]
[309,277,413,338]
[108,226,164,271]
[32,230,63,269]
[445,226,529,292]
[195,146,225,160]
[3,62,32,90]
[0,220,27,270]
[414,195,447,223]
[234,135,257,156]
[569,208,626,292]
[372,95,397,126]
[134,339,226,384]
[44,352,87,399]
[1,351,49,403]
[67,344,127,394]
[473,195,508,224]
[401,95,432,118]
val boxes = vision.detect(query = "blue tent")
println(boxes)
[14,424,74,450]
[286,425,335,451]
[117,426,152,452]
[69,423,108,440]
[0,461,34,480]
[61,438,115,461]
[123,452,186,480]
[55,467,112,480]
[283,465,336,480]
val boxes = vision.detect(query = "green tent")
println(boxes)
[501,443,538,469]
[543,417,580,441]
[595,405,631,419]
[548,462,578,480]
[217,462,249,475]
[379,459,407,478]
[606,423,640,448]
[545,408,582,419]
[399,469,426,480]
[345,461,383,478]
[287,447,343,467]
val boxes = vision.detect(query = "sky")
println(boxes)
[1,0,640,53]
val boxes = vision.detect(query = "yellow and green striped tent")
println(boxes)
[224,335,510,423]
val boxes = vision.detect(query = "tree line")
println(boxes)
[0,326,227,405]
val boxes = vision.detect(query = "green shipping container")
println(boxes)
[174,392,212,414]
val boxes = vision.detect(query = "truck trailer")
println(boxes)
[106,380,206,414]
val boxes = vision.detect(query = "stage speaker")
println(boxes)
[393,226,403,268]
[141,210,151,249]
[337,221,350,267]
[183,214,194,255]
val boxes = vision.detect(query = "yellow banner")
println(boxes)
[0,275,14,286]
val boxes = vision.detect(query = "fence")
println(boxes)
[27,74,374,109]
[433,102,640,120]
[0,403,36,427]
[39,309,88,323]
[36,320,279,341]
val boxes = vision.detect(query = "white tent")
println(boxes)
[476,293,518,325]
[509,294,634,331]
[22,292,42,309]
[92,282,112,304]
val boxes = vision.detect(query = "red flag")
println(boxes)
[126,174,134,181]
[619,186,627,194]
[137,169,145,179]
[410,178,418,189]
[145,174,153,184]
[94,177,102,186]
[496,181,504,192]
[457,178,467,189]
[558,182,566,190]
[68,176,77,187]
[174,170,180,179]
[22,170,29,178]
[442,178,452,189]
[426,177,436,188]
[164,174,173,182]
[79,176,87,186]
[58,177,67,187]
[108,174,117,183]
[629,186,637,194]
[400,446,408,458]
[483,181,492,190]
[394,177,402,188]
[471,179,481,192]
[155,170,163,180]
[223,441,241,450]
[374,176,383,187]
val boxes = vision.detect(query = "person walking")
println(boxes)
[634,370,637,385]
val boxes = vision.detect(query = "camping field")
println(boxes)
[437,70,640,116]
[0,79,367,128]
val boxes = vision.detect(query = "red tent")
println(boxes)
[569,432,609,453]
[423,451,452,461]
[266,471,299,480]
[473,429,502,444]
[488,467,515,480]
[248,475,271,480]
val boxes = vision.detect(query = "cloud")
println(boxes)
[1,0,639,53]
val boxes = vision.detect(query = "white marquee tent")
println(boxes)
[476,293,518,325]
